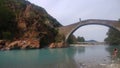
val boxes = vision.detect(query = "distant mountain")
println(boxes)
[85,40,98,42]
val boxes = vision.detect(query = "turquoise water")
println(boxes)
[0,45,120,68]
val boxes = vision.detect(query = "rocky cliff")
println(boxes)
[0,0,63,50]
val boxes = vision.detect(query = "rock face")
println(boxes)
[0,40,6,49]
[49,42,68,48]
[0,39,40,50]
[0,0,64,50]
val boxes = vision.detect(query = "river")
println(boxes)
[0,44,120,68]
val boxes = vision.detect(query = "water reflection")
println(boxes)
[38,47,78,68]
[73,45,111,68]
[0,45,120,68]
[0,47,79,68]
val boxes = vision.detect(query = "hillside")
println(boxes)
[0,0,63,50]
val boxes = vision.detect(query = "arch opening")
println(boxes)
[66,23,120,43]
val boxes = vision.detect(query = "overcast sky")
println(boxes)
[28,0,120,42]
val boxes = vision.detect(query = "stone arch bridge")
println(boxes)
[58,19,120,43]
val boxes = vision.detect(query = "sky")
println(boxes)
[28,0,120,42]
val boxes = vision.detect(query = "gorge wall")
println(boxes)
[0,0,68,50]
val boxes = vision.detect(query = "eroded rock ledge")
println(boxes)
[0,39,39,50]
[0,40,68,50]
[49,42,68,48]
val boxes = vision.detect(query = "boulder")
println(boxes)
[49,43,56,48]
[49,41,68,48]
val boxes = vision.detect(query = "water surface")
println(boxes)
[0,44,120,68]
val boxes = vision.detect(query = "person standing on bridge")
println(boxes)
[79,18,81,22]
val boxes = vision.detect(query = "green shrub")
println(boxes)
[2,32,13,40]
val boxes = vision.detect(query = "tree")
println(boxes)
[77,36,85,42]
[104,28,120,45]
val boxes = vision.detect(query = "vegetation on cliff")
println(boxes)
[0,0,17,40]
[0,0,62,50]
[104,28,120,45]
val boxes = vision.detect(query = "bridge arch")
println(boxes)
[66,23,119,42]
[64,19,120,43]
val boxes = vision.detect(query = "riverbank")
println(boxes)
[0,39,67,50]
[0,39,40,50]
[70,44,107,47]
